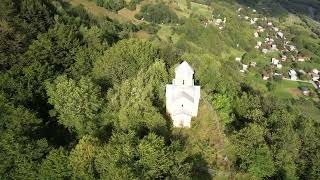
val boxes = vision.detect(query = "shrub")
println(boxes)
[95,0,126,12]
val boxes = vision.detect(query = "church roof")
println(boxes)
[173,91,194,103]
[175,61,194,74]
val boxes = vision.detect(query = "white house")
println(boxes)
[271,44,278,51]
[289,45,296,51]
[254,32,259,38]
[271,58,279,65]
[289,69,298,80]
[312,74,320,81]
[257,26,265,32]
[263,75,270,80]
[277,32,284,38]
[240,64,248,73]
[242,64,248,71]
[166,61,200,128]
[297,56,306,62]
[257,41,262,46]
[312,69,319,74]
[262,49,268,54]
[215,19,222,25]
[235,57,241,62]
[311,69,319,81]
[250,61,257,67]
[255,41,262,49]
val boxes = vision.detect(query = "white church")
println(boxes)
[166,61,201,128]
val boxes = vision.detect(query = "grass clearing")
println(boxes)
[271,80,315,99]
[246,71,269,92]
[134,30,151,39]
[173,0,212,18]
[157,25,173,41]
[66,0,143,24]
[66,0,125,21]
[191,2,212,17]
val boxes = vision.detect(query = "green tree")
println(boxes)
[234,93,265,124]
[105,61,169,135]
[93,39,158,86]
[0,94,50,179]
[39,148,72,179]
[266,110,300,179]
[136,133,173,178]
[22,21,82,72]
[232,123,275,178]
[296,117,320,180]
[212,94,234,125]
[0,0,55,71]
[19,0,54,38]
[96,0,126,11]
[69,136,100,179]
[95,131,137,179]
[46,76,102,136]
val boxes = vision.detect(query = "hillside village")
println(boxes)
[148,0,320,98]
[231,6,320,94]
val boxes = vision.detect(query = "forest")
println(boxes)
[0,0,320,179]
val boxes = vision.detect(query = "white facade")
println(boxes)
[277,32,284,38]
[166,61,200,128]
[271,58,280,65]
[289,69,298,80]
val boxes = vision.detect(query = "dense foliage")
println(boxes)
[0,0,320,179]
[135,3,179,24]
[95,0,126,12]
